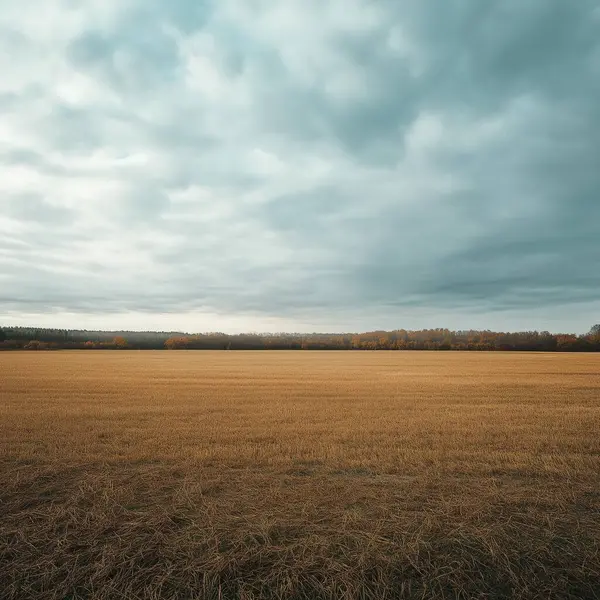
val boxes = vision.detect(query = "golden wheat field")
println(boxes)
[1,351,600,600]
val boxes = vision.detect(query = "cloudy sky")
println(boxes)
[1,0,599,334]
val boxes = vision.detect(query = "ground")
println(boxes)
[1,351,599,599]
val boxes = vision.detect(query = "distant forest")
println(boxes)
[1,325,600,352]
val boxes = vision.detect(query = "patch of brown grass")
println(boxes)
[1,351,599,599]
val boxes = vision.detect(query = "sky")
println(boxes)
[1,0,599,334]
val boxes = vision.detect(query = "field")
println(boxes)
[1,351,600,599]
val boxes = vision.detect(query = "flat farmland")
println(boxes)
[1,351,599,599]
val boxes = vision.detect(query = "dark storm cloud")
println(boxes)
[1,0,599,331]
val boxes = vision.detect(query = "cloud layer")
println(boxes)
[1,0,599,332]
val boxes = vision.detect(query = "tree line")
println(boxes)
[1,325,600,351]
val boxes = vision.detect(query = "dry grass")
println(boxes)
[1,351,599,599]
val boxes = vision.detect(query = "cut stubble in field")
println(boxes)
[1,351,599,599]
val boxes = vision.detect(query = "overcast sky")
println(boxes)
[1,0,599,334]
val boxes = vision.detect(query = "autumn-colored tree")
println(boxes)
[555,335,579,351]
[113,337,128,349]
[165,337,190,350]
[24,340,48,350]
